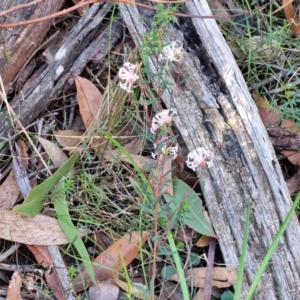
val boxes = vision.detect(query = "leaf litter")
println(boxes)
[0,1,242,299]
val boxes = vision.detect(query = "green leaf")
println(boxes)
[13,152,79,217]
[221,291,234,300]
[163,178,214,237]
[130,177,156,208]
[53,179,97,286]
[161,266,177,280]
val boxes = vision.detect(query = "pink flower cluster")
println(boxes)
[158,41,184,62]
[118,62,139,93]
[150,110,214,169]
[150,109,177,134]
[117,42,214,170]
[118,41,183,93]
[186,147,214,170]
[152,143,178,160]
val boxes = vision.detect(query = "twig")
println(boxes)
[0,244,21,262]
[0,263,42,273]
[202,238,216,300]
[0,0,102,28]
[0,0,279,29]
[0,76,51,174]
[0,0,234,30]
[48,245,76,300]
[0,0,44,18]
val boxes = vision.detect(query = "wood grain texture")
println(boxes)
[120,2,300,299]
[0,3,122,157]
[0,0,64,90]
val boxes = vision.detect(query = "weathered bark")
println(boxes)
[0,0,64,91]
[120,1,300,299]
[0,3,122,162]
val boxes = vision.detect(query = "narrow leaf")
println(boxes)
[53,180,97,288]
[163,178,214,237]
[72,231,149,293]
[13,152,79,217]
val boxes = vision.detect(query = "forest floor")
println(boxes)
[0,0,300,299]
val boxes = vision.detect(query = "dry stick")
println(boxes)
[0,0,102,28]
[0,244,21,262]
[152,175,160,300]
[0,0,44,18]
[202,238,216,300]
[48,245,76,300]
[0,0,279,29]
[0,77,50,174]
[150,0,188,3]
[0,0,222,30]
[0,83,73,297]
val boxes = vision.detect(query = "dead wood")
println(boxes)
[267,126,300,150]
[1,1,300,298]
[0,0,64,91]
[120,1,300,299]
[0,2,122,162]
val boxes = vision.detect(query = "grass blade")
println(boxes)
[13,152,79,217]
[53,179,97,286]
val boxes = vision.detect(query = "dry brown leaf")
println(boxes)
[253,91,281,126]
[54,130,84,148]
[286,169,300,195]
[169,267,237,288]
[75,76,102,128]
[281,119,300,134]
[37,136,68,168]
[0,210,69,245]
[89,278,119,300]
[114,278,151,300]
[27,245,64,299]
[273,0,295,13]
[0,170,21,209]
[193,288,204,300]
[195,235,211,247]
[105,150,155,171]
[123,138,144,155]
[72,231,149,293]
[280,0,300,34]
[17,140,29,169]
[150,155,174,197]
[281,150,300,166]
[7,270,22,300]
[176,228,195,243]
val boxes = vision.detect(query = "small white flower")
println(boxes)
[150,109,177,134]
[151,144,178,160]
[186,148,214,170]
[166,145,178,160]
[118,62,139,93]
[158,41,184,62]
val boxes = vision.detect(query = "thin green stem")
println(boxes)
[246,191,300,299]
[166,230,190,300]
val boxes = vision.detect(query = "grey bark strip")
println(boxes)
[119,2,300,299]
[0,2,120,160]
